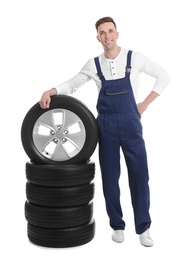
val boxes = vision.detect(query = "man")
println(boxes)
[39,17,170,246]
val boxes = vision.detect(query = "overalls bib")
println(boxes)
[94,50,151,234]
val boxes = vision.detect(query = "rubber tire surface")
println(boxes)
[25,161,95,187]
[25,201,93,228]
[26,182,94,207]
[27,219,95,248]
[21,95,98,165]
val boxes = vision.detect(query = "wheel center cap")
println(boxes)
[55,131,63,139]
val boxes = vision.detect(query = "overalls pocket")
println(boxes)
[105,85,128,96]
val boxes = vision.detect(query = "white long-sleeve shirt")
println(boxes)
[56,48,170,100]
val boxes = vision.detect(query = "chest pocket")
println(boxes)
[105,85,128,96]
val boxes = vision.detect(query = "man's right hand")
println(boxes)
[39,88,57,109]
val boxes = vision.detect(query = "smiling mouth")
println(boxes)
[105,40,113,44]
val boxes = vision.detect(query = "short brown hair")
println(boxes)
[95,17,117,31]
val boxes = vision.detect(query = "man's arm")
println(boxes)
[137,91,159,114]
[39,60,93,109]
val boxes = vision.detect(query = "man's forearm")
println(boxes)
[48,88,57,96]
[137,91,160,114]
[143,91,160,107]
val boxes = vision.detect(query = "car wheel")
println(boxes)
[21,95,98,165]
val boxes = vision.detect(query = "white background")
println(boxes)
[0,0,186,259]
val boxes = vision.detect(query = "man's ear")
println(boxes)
[96,35,100,42]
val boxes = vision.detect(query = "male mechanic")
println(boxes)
[39,17,170,247]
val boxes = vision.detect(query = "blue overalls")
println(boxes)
[94,50,151,234]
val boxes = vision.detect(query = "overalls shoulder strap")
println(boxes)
[125,50,132,77]
[94,57,105,81]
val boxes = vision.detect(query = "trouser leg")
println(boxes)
[98,115,125,230]
[121,140,151,234]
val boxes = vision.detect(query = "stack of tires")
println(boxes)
[21,95,98,248]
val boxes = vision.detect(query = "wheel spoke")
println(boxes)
[33,135,54,153]
[35,110,56,129]
[51,141,70,161]
[68,132,86,150]
[63,110,79,129]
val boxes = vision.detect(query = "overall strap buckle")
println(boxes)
[97,71,105,80]
[125,66,132,73]
[94,57,105,81]
[125,50,132,76]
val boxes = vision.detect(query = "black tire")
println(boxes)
[25,201,93,228]
[27,219,95,248]
[26,182,94,207]
[21,95,98,165]
[25,161,95,187]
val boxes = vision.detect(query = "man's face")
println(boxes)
[96,22,119,51]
